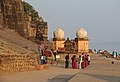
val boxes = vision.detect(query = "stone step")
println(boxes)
[35,64,48,70]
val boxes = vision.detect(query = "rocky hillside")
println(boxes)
[0,28,40,73]
[0,0,48,40]
[0,0,48,73]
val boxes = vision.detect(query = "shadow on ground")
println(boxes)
[47,74,74,82]
[79,73,120,82]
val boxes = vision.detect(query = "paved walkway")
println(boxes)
[0,54,120,82]
[69,54,120,82]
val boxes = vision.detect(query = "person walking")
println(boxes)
[65,53,69,68]
[85,54,88,67]
[88,55,90,65]
[53,50,57,61]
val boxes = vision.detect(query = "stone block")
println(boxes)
[0,54,37,73]
[35,65,48,70]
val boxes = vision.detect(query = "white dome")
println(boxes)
[53,28,64,39]
[76,28,88,39]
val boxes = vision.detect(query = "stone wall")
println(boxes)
[0,54,37,73]
[1,0,25,35]
[25,14,36,38]
[36,17,48,41]
[0,0,36,38]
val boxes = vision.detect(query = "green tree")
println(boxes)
[22,1,39,22]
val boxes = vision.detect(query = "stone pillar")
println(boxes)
[76,38,89,53]
[53,38,65,50]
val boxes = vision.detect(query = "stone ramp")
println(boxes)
[0,29,38,53]
[68,54,120,82]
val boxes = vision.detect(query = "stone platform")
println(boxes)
[68,54,120,82]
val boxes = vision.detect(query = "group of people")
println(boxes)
[38,45,46,64]
[65,53,90,69]
[38,43,91,68]
[38,44,58,65]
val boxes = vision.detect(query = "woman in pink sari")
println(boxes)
[73,55,77,69]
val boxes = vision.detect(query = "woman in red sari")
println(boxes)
[73,55,78,69]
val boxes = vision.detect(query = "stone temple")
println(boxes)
[75,28,89,52]
[53,28,65,50]
[53,27,89,53]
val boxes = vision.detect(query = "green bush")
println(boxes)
[22,1,39,22]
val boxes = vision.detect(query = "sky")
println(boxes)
[24,0,120,52]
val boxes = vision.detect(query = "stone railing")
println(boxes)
[0,54,37,73]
